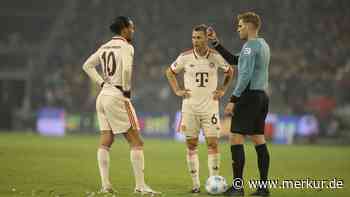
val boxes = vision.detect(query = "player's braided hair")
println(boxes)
[237,12,261,30]
[110,16,132,34]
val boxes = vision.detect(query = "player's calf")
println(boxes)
[185,138,200,191]
[207,137,220,176]
[97,130,114,190]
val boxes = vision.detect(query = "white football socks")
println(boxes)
[130,148,145,189]
[208,153,220,176]
[97,147,112,189]
[186,149,200,188]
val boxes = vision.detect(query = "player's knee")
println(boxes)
[207,141,218,151]
[231,138,243,145]
[136,139,144,147]
[99,144,111,151]
[251,135,266,145]
[100,139,113,148]
[186,141,198,151]
[100,132,114,147]
[230,134,244,145]
[130,138,144,148]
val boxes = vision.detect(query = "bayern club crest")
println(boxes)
[209,62,215,68]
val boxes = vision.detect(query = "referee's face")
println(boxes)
[237,19,248,40]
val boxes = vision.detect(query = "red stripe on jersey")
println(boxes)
[129,102,140,130]
[124,101,138,130]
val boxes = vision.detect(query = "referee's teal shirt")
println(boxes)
[232,38,270,98]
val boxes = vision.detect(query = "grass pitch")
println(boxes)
[0,132,349,197]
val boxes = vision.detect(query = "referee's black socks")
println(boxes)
[231,144,245,181]
[255,144,270,182]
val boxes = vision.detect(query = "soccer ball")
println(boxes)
[205,175,228,195]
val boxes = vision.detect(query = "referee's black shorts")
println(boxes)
[230,90,269,135]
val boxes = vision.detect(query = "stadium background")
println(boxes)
[0,0,349,196]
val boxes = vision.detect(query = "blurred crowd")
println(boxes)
[1,0,350,136]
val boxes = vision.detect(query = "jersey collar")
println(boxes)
[112,36,127,42]
[193,48,210,59]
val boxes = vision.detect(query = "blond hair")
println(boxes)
[237,12,261,30]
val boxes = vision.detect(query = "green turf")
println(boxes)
[0,132,349,197]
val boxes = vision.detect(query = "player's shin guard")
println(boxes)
[186,148,200,188]
[208,149,220,176]
[130,147,145,189]
[97,147,112,189]
[231,144,245,180]
[255,144,270,182]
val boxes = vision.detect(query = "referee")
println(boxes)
[208,12,271,196]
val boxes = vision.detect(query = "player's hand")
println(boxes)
[175,89,191,99]
[224,102,235,116]
[207,26,219,44]
[213,89,225,100]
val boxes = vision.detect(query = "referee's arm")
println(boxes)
[212,42,239,65]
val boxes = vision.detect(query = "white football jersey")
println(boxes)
[170,48,230,114]
[83,36,134,97]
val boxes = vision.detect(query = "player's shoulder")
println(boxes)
[95,40,109,50]
[208,48,224,59]
[242,39,261,55]
[105,37,134,53]
[209,48,220,56]
[245,39,263,50]
[123,42,134,52]
[99,39,121,49]
[179,48,193,57]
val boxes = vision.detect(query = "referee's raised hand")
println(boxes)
[207,26,219,46]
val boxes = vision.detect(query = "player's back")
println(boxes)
[97,36,134,97]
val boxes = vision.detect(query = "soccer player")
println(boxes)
[208,12,271,196]
[82,16,160,195]
[165,24,234,193]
